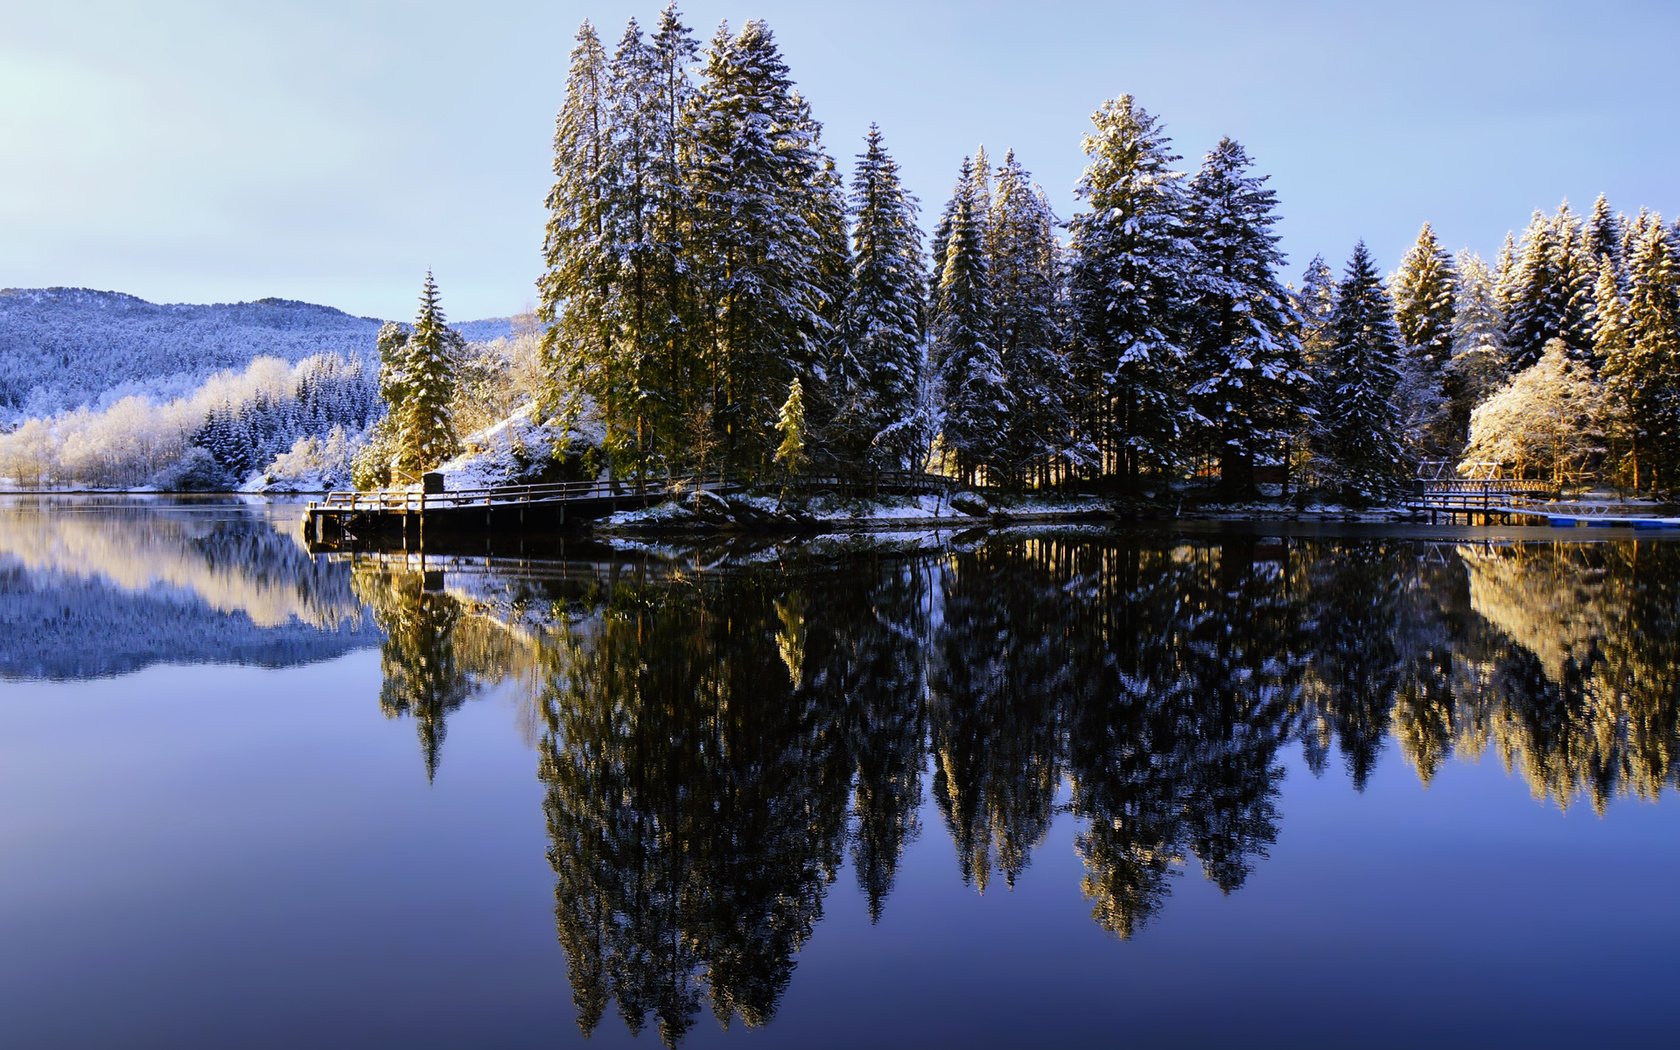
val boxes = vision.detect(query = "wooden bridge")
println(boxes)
[302,470,963,551]
[1407,460,1557,521]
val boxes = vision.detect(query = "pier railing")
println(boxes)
[315,470,964,515]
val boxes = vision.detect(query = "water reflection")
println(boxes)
[341,531,1680,1042]
[0,496,371,678]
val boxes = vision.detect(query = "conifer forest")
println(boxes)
[523,5,1680,503]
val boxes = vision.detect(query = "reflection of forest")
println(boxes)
[354,534,1680,1045]
[0,497,363,628]
[0,497,373,678]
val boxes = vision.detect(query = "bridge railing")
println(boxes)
[314,470,963,514]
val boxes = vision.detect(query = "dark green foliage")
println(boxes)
[1183,137,1309,495]
[1067,96,1193,483]
[835,124,925,470]
[1315,243,1411,502]
[932,156,1006,483]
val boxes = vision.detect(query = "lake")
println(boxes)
[2,497,1677,1048]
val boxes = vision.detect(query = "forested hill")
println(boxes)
[0,287,514,422]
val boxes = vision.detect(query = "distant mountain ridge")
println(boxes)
[0,287,516,423]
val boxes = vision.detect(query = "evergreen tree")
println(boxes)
[774,377,807,476]
[1291,255,1338,491]
[1067,95,1193,483]
[1582,193,1623,277]
[1445,251,1509,447]
[1393,223,1458,374]
[987,149,1071,486]
[601,13,702,474]
[925,162,969,338]
[792,94,853,437]
[387,272,462,478]
[538,22,615,435]
[1391,223,1456,453]
[689,19,829,471]
[1316,243,1410,502]
[1604,219,1680,491]
[1182,137,1308,496]
[835,124,925,470]
[932,157,1006,483]
[1505,203,1594,369]
[1494,230,1520,317]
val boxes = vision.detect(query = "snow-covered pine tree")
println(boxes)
[688,19,828,472]
[836,123,925,471]
[1505,203,1594,370]
[1390,223,1456,453]
[774,377,807,476]
[926,166,965,338]
[968,144,993,234]
[1182,137,1307,496]
[1582,193,1623,277]
[1603,218,1680,491]
[389,273,462,479]
[538,21,615,434]
[630,3,704,471]
[1494,230,1520,318]
[603,17,669,473]
[1316,243,1410,503]
[790,91,852,444]
[932,157,1006,484]
[987,149,1071,487]
[1291,255,1338,492]
[1445,251,1509,446]
[1067,95,1193,484]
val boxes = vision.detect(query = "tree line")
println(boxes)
[510,5,1680,502]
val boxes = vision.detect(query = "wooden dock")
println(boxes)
[301,471,962,551]
[302,476,723,550]
[1408,476,1557,521]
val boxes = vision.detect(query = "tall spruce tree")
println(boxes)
[1316,243,1409,502]
[1292,255,1338,491]
[792,93,853,436]
[1446,251,1509,447]
[1505,203,1594,369]
[932,158,1006,483]
[1182,137,1307,496]
[987,149,1071,486]
[689,20,829,471]
[538,22,614,434]
[1067,95,1193,483]
[1582,193,1624,277]
[597,8,703,474]
[385,272,462,479]
[1604,219,1680,491]
[836,124,925,470]
[1391,223,1456,452]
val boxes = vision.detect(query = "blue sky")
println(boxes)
[2,0,1674,321]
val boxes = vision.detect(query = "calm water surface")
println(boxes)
[3,496,1678,1048]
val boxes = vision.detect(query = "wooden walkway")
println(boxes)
[302,471,961,550]
[1408,477,1557,520]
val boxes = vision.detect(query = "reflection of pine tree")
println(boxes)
[823,559,930,921]
[929,542,1066,892]
[534,565,856,1043]
[356,566,471,781]
[1300,543,1406,789]
[1061,539,1295,937]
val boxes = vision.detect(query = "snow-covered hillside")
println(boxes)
[0,287,515,424]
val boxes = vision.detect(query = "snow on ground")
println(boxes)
[433,404,601,491]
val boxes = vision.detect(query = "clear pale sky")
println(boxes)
[3,0,1674,321]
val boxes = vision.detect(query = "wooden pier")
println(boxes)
[302,471,962,551]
